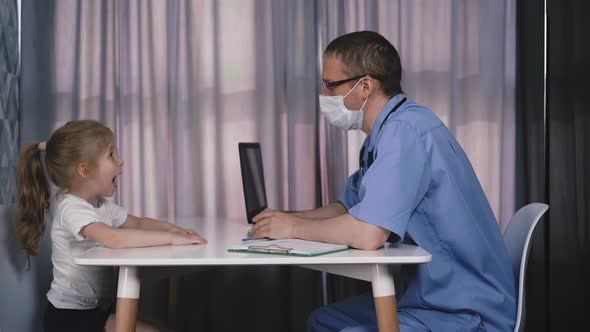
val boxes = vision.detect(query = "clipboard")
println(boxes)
[228,239,350,257]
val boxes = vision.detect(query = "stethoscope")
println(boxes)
[359,97,407,175]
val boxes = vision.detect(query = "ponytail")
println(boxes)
[16,143,50,257]
[15,121,114,257]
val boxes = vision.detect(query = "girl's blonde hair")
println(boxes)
[16,120,114,256]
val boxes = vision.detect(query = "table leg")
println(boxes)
[168,276,180,331]
[116,266,140,332]
[371,264,399,332]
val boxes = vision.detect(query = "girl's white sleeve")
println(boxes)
[104,200,128,228]
[61,202,103,241]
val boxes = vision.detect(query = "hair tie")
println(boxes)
[38,142,47,151]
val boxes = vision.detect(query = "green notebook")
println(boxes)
[228,239,351,257]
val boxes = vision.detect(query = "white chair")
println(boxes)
[502,203,549,332]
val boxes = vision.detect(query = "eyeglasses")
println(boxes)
[321,75,367,91]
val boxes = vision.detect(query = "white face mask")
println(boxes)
[319,79,369,130]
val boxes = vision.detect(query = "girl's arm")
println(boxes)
[80,222,205,249]
[121,214,175,232]
[120,214,201,237]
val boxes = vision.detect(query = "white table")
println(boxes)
[73,218,431,332]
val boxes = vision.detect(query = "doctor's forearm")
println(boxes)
[290,202,347,219]
[293,214,389,250]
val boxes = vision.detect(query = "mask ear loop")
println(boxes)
[343,77,364,98]
[359,95,369,112]
[343,77,369,111]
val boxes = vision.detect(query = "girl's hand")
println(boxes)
[170,232,207,246]
[170,226,206,239]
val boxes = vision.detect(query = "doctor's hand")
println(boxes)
[251,208,301,239]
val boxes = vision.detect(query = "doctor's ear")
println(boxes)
[361,76,378,98]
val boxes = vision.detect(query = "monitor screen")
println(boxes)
[238,143,268,224]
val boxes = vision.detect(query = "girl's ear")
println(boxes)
[77,162,91,178]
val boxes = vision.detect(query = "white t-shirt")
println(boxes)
[46,193,128,310]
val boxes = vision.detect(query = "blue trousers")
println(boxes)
[307,292,486,332]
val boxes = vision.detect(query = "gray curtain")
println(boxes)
[20,1,322,331]
[114,0,320,220]
[24,0,321,224]
[0,0,18,203]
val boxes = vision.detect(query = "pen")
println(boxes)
[241,237,271,243]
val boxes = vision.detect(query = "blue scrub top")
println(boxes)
[338,94,516,332]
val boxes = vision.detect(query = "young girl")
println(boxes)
[16,120,206,332]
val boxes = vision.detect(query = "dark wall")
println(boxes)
[515,1,547,331]
[517,1,590,331]
[546,0,590,330]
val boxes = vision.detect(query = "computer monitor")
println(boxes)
[238,143,268,224]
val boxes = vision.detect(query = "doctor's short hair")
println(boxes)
[324,31,403,97]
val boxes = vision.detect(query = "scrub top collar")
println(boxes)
[367,93,408,152]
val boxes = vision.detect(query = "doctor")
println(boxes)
[251,31,516,332]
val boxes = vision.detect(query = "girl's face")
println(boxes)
[88,144,124,198]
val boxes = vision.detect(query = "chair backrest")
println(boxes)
[502,203,549,332]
